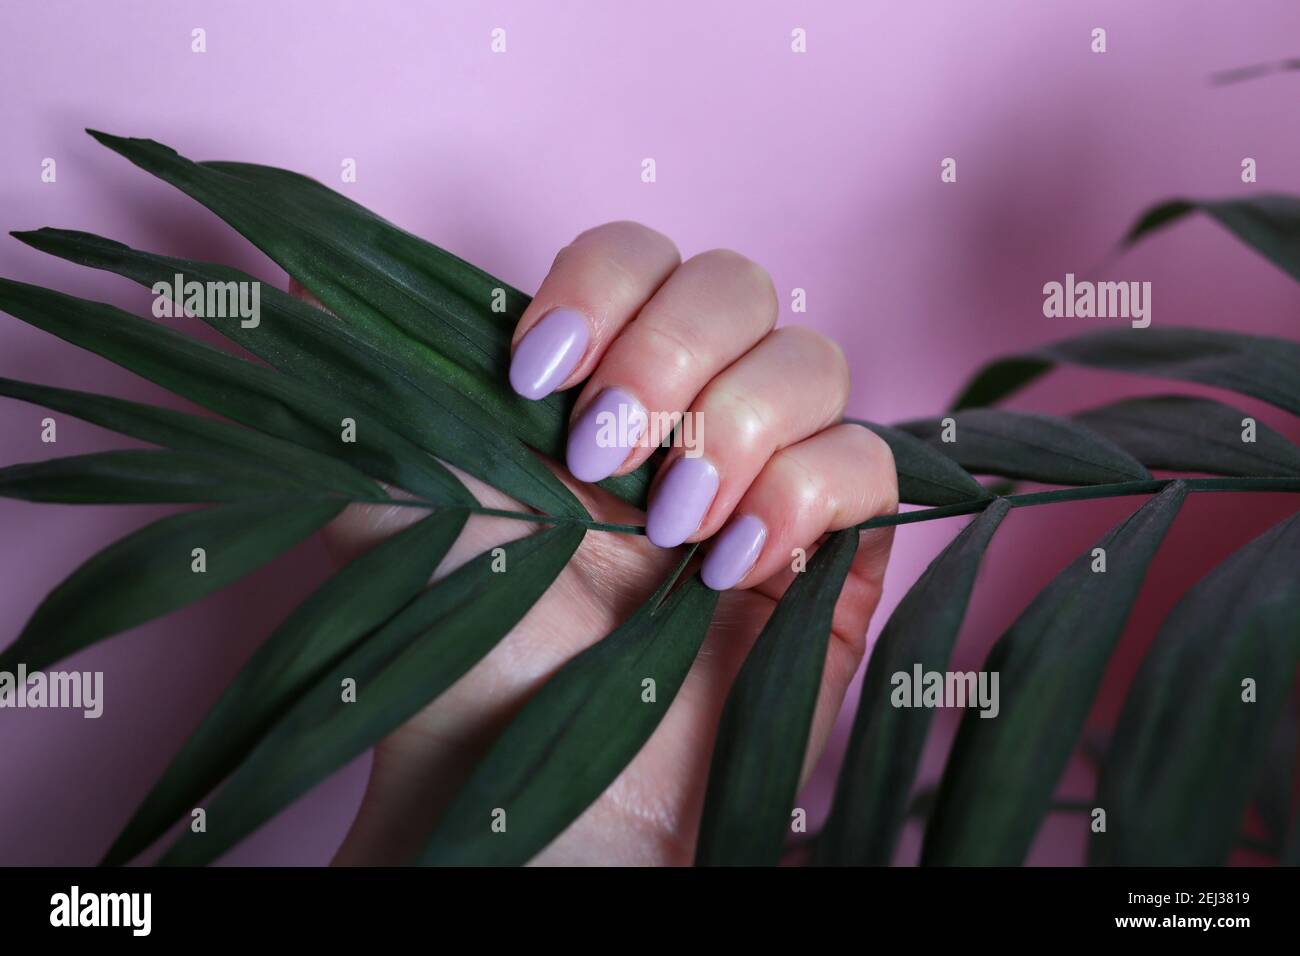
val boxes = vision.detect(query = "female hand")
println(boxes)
[319,221,899,865]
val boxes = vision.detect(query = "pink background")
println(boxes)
[2,0,1298,865]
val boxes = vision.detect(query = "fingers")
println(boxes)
[643,325,849,546]
[508,222,679,399]
[563,249,778,481]
[510,224,888,598]
[700,424,897,590]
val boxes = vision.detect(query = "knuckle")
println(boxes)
[775,327,851,409]
[689,248,777,314]
[553,223,681,312]
[591,252,646,306]
[701,382,771,453]
[549,242,578,273]
[634,321,698,378]
[846,424,899,513]
[768,447,827,514]
[550,244,641,311]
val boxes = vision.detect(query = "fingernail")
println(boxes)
[701,515,767,591]
[508,308,589,400]
[567,388,647,483]
[645,457,720,548]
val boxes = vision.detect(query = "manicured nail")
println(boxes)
[567,388,647,483]
[508,308,589,400]
[645,457,720,548]
[701,515,767,591]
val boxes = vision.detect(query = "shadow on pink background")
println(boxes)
[1,0,1297,865]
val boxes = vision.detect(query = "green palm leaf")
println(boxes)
[0,450,326,504]
[1124,195,1300,284]
[896,409,1151,484]
[77,133,652,507]
[12,229,585,517]
[1075,395,1300,477]
[1090,512,1300,865]
[155,523,583,866]
[0,278,468,506]
[816,499,1011,866]
[83,132,515,380]
[3,127,1299,872]
[103,509,467,866]
[419,553,717,866]
[1254,697,1298,854]
[695,530,860,866]
[0,377,378,497]
[849,420,990,505]
[0,499,343,673]
[921,482,1187,865]
[952,327,1300,416]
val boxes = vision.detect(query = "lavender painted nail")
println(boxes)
[701,515,767,591]
[567,388,647,483]
[508,308,589,400]
[645,457,720,548]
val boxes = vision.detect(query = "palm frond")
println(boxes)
[0,130,1296,868]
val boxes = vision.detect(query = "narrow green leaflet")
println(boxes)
[896,408,1151,485]
[1254,695,1298,853]
[1124,195,1300,284]
[13,229,584,518]
[949,357,1050,413]
[0,278,469,506]
[0,499,343,673]
[0,377,378,497]
[157,524,584,866]
[419,555,719,866]
[847,419,990,505]
[815,500,1011,866]
[103,509,467,866]
[1090,512,1300,866]
[0,450,321,504]
[695,530,860,866]
[203,161,670,503]
[921,482,1187,865]
[1075,395,1300,478]
[951,327,1300,417]
[80,133,653,506]
[84,131,516,383]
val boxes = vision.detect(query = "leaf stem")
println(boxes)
[854,476,1300,532]
[341,497,646,535]
[342,476,1300,537]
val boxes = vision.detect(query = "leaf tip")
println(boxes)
[85,129,180,164]
[10,228,50,249]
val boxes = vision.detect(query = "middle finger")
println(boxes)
[644,325,850,548]
[564,249,777,483]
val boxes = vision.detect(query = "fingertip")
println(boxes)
[645,457,720,548]
[508,307,590,400]
[701,514,768,590]
[565,387,646,482]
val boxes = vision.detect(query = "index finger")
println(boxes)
[508,221,679,400]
